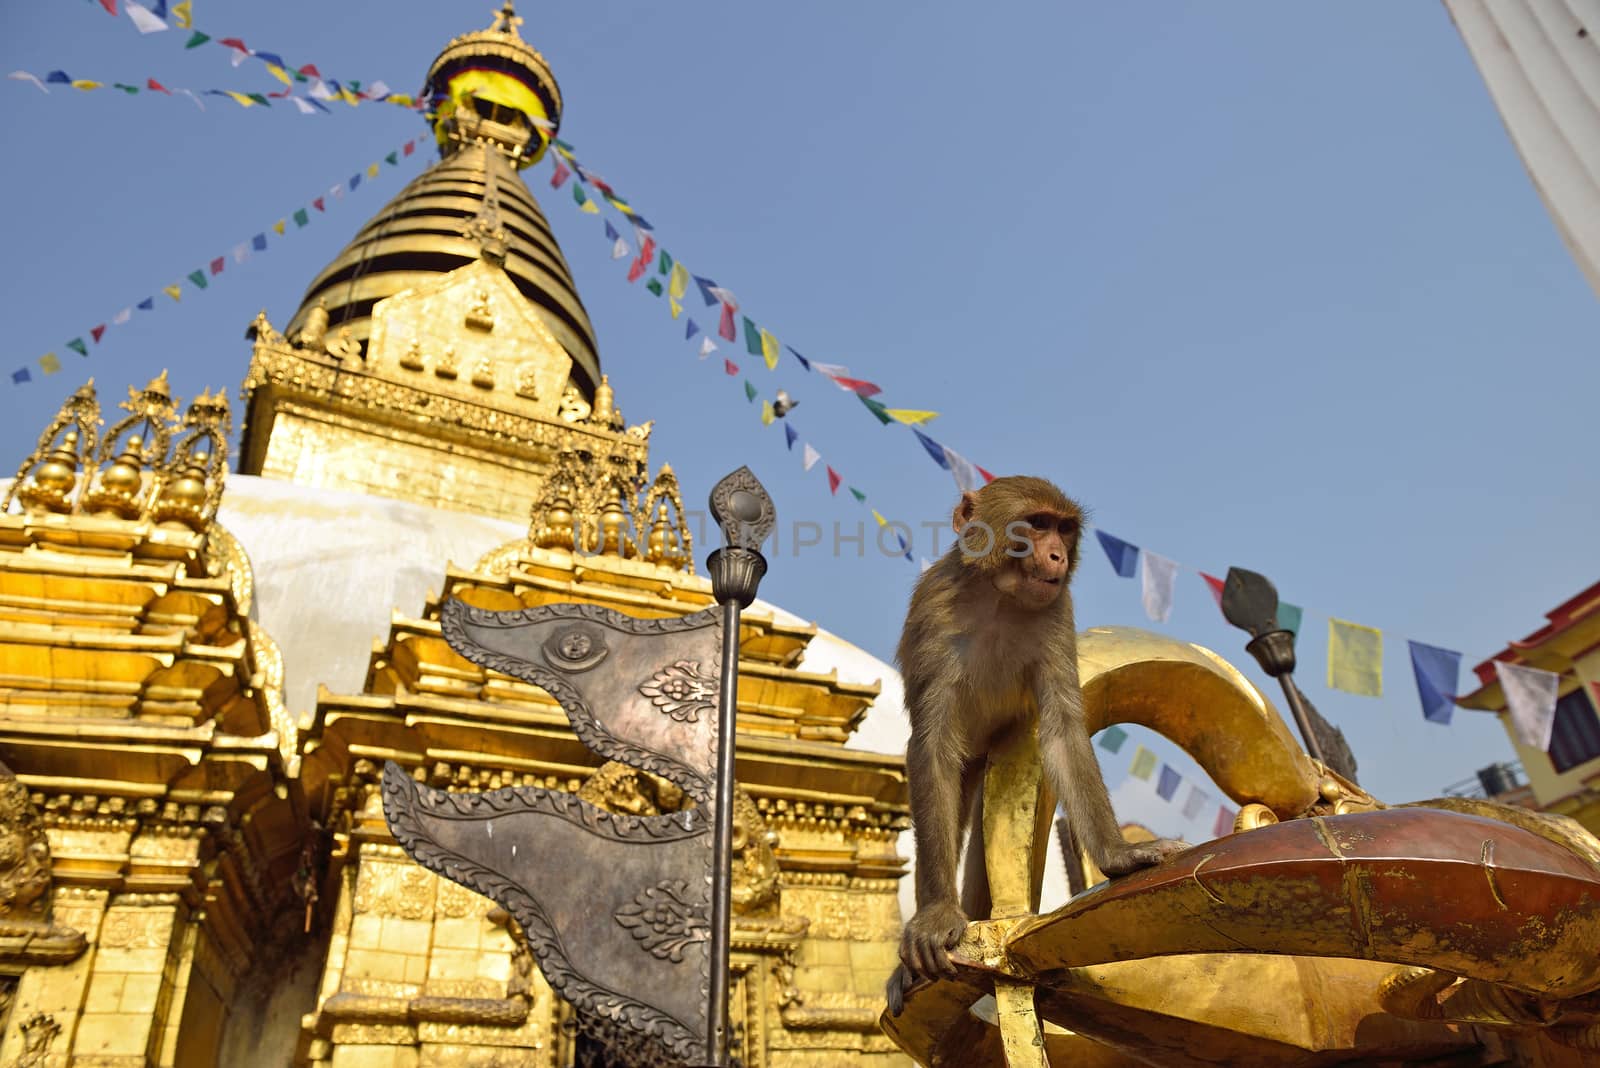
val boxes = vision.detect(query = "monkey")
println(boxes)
[885,476,1187,1016]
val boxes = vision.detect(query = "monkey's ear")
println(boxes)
[951,492,979,535]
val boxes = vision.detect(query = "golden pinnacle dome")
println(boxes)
[280,2,598,391]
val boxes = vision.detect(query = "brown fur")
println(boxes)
[885,476,1187,1016]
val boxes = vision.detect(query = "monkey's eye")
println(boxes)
[1058,519,1078,537]
[1027,514,1052,532]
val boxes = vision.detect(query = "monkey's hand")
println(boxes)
[898,901,968,987]
[1098,837,1189,878]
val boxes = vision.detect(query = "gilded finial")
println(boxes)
[16,431,83,515]
[592,374,615,427]
[82,435,147,520]
[490,0,523,35]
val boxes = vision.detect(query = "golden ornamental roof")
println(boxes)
[426,1,563,123]
[282,141,601,395]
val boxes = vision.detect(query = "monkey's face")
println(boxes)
[993,512,1075,609]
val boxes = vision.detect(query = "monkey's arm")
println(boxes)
[1037,666,1187,878]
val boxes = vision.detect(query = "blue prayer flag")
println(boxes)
[11,367,30,383]
[137,297,154,311]
[150,0,167,16]
[1408,641,1461,725]
[349,174,361,191]
[46,71,71,85]
[252,233,268,251]
[784,424,798,450]
[685,319,700,341]
[788,346,811,371]
[1095,530,1139,578]
[694,275,719,306]
[1277,602,1302,636]
[1157,764,1181,801]
[254,51,286,69]
[913,429,950,469]
[604,220,620,242]
[624,214,652,231]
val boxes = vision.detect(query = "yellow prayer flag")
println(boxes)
[367,162,380,178]
[267,65,291,86]
[273,219,286,235]
[172,0,192,28]
[759,329,779,371]
[885,409,940,425]
[1328,618,1383,697]
[1129,745,1157,781]
[71,80,103,91]
[669,298,682,320]
[871,509,888,528]
[760,401,774,426]
[668,263,689,301]
[579,199,599,214]
[224,91,256,107]
[39,353,61,375]
[163,284,182,302]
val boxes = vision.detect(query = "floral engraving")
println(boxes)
[614,880,709,963]
[638,661,717,724]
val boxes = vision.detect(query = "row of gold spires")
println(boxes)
[4,373,232,534]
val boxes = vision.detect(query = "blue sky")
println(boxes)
[2,1,1596,831]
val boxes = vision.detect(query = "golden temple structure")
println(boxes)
[0,6,914,1065]
[9,5,1600,1068]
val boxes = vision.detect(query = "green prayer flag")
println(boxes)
[385,152,398,166]
[658,249,672,275]
[1098,724,1130,753]
[247,93,270,106]
[184,31,210,48]
[187,269,208,290]
[743,316,762,356]
[859,394,892,425]
[573,184,588,205]
[113,83,139,95]
[849,488,866,503]
[553,138,573,152]
[645,278,663,296]
[1277,602,1302,636]
[744,380,758,402]
[66,338,88,357]
[293,208,309,227]
[1129,745,1157,781]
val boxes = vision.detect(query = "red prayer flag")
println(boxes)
[403,140,415,156]
[826,467,842,495]
[91,324,107,343]
[210,256,225,275]
[723,359,738,376]
[1200,572,1225,609]
[313,197,325,212]
[718,303,737,341]
[146,78,171,94]
[299,64,322,78]
[550,160,570,188]
[977,466,996,484]
[269,87,292,98]
[626,257,647,283]
[99,0,117,13]
[219,37,249,52]
[1213,806,1237,838]
[829,375,881,398]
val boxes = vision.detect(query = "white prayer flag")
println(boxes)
[178,89,205,110]
[366,80,391,99]
[112,307,132,325]
[126,2,169,33]
[1494,661,1561,751]
[309,80,336,102]
[230,47,250,67]
[292,97,317,114]
[944,445,983,494]
[331,183,345,200]
[8,71,49,93]
[920,558,935,573]
[809,361,850,379]
[698,337,716,359]
[1141,550,1179,623]
[802,444,821,472]
[233,243,250,264]
[610,237,629,260]
[707,286,738,310]
[1181,786,1208,821]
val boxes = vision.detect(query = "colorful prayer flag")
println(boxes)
[743,380,758,402]
[1181,786,1209,821]
[1213,806,1237,838]
[1277,602,1303,636]
[1200,572,1225,608]
[684,319,700,341]
[39,353,60,375]
[784,424,798,450]
[723,358,739,376]
[366,162,379,178]
[802,444,821,472]
[112,307,132,325]
[7,71,48,94]
[859,395,892,425]
[694,275,719,306]
[136,297,153,311]
[187,269,207,289]
[1408,641,1461,725]
[273,219,286,235]
[913,429,950,469]
[699,337,717,358]
[1157,765,1181,801]
[125,1,167,32]
[718,302,737,341]
[252,232,268,251]
[163,284,181,301]
[1494,661,1560,751]
[611,237,629,260]
[11,368,30,384]
[210,256,225,275]
[761,401,774,426]
[90,325,106,343]
[1098,724,1129,753]
[850,488,866,503]
[386,152,399,166]
[645,278,663,296]
[871,509,888,528]
[788,346,811,371]
[886,409,939,425]
[67,338,88,356]
[293,208,309,227]
[668,263,689,302]
[826,467,842,495]
[1129,746,1156,781]
[944,445,984,493]
[743,317,762,357]
[1328,618,1382,696]
[759,329,780,371]
[1141,550,1178,623]
[1095,531,1139,578]
[172,0,192,28]
[550,160,571,188]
